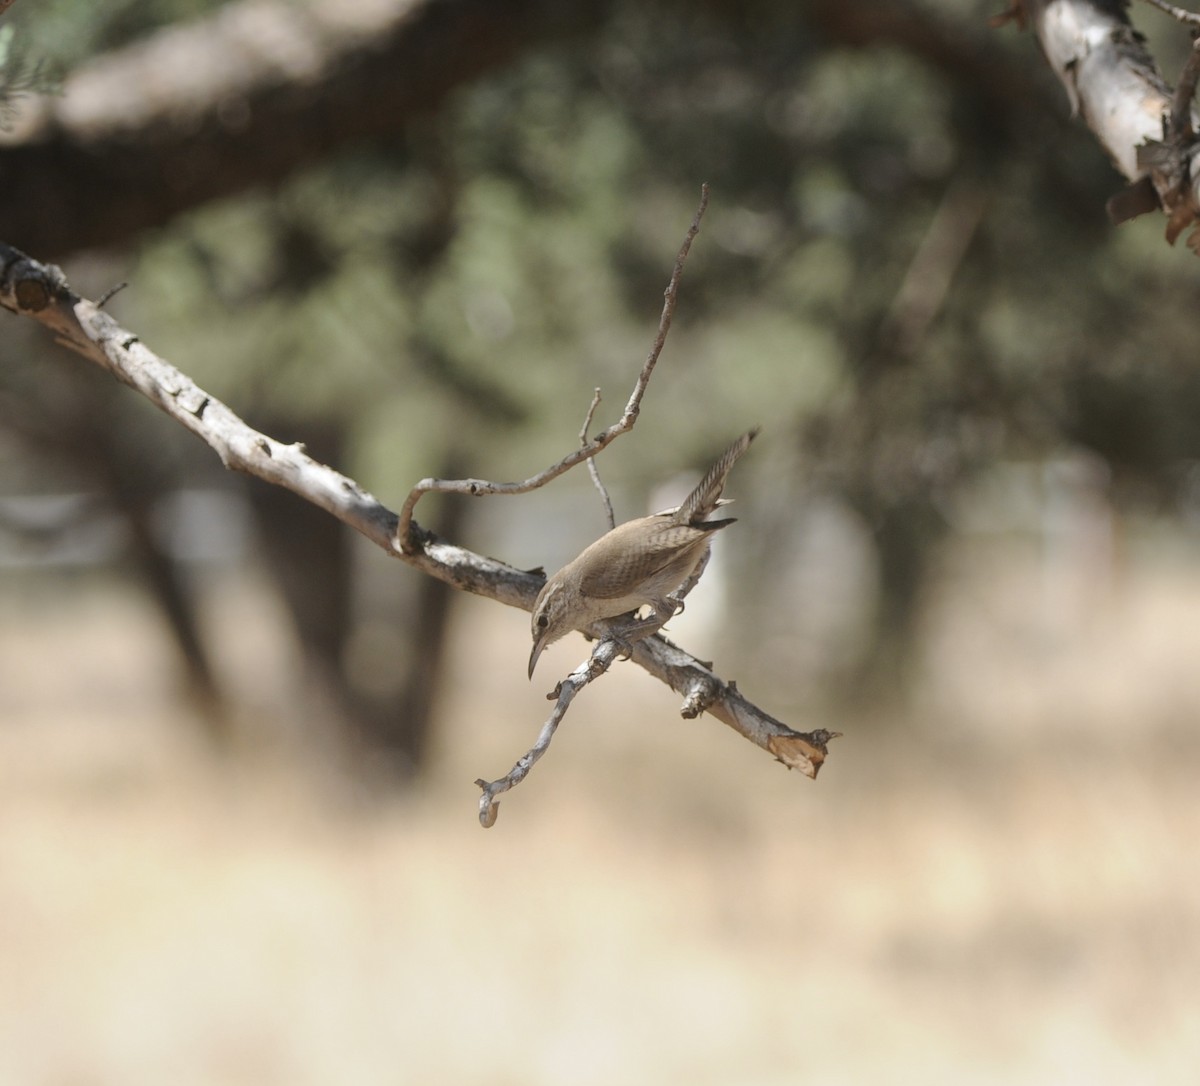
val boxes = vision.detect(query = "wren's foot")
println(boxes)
[608,631,636,662]
[607,599,681,653]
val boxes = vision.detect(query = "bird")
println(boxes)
[528,428,759,678]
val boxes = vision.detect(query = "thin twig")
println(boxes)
[620,181,709,419]
[95,281,129,309]
[476,636,625,827]
[579,387,615,529]
[1140,0,1200,28]
[394,182,711,553]
[476,598,838,826]
[1170,35,1200,139]
[0,0,21,18]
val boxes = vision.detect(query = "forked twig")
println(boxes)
[476,635,625,827]
[395,182,710,553]
[477,605,839,826]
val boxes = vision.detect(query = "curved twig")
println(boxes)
[394,182,710,553]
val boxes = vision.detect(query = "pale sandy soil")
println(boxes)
[1,538,1198,1085]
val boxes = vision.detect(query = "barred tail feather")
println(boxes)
[673,427,759,526]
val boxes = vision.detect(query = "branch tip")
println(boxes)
[96,282,129,309]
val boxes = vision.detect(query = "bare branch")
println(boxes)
[477,612,840,827]
[629,634,838,776]
[476,636,625,827]
[0,241,538,608]
[0,232,835,824]
[395,182,711,553]
[0,0,21,18]
[1015,0,1200,247]
[579,387,615,530]
[623,180,710,418]
[1022,0,1171,180]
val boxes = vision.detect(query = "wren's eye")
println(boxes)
[536,614,549,629]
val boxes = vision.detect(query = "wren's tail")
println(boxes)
[672,427,759,527]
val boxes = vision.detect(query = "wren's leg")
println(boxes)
[607,598,682,650]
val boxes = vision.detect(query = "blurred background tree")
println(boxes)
[4,0,1200,775]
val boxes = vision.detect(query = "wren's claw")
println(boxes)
[608,634,635,662]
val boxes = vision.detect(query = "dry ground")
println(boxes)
[1,537,1198,1085]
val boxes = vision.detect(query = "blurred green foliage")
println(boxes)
[8,0,1200,705]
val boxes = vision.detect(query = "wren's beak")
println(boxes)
[528,629,550,680]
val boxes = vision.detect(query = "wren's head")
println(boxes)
[528,575,574,679]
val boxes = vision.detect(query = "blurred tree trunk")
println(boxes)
[245,418,465,776]
[107,468,228,735]
[245,420,354,699]
[374,449,468,774]
[849,492,944,705]
[0,351,230,738]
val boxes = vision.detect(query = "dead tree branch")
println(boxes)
[0,241,539,605]
[0,219,836,825]
[476,636,625,827]
[477,620,840,827]
[1009,0,1200,248]
[395,183,709,553]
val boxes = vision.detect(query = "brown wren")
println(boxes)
[528,428,758,678]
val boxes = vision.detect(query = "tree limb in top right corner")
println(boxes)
[1007,0,1200,248]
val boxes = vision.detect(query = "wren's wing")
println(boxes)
[672,428,759,526]
[576,517,734,599]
